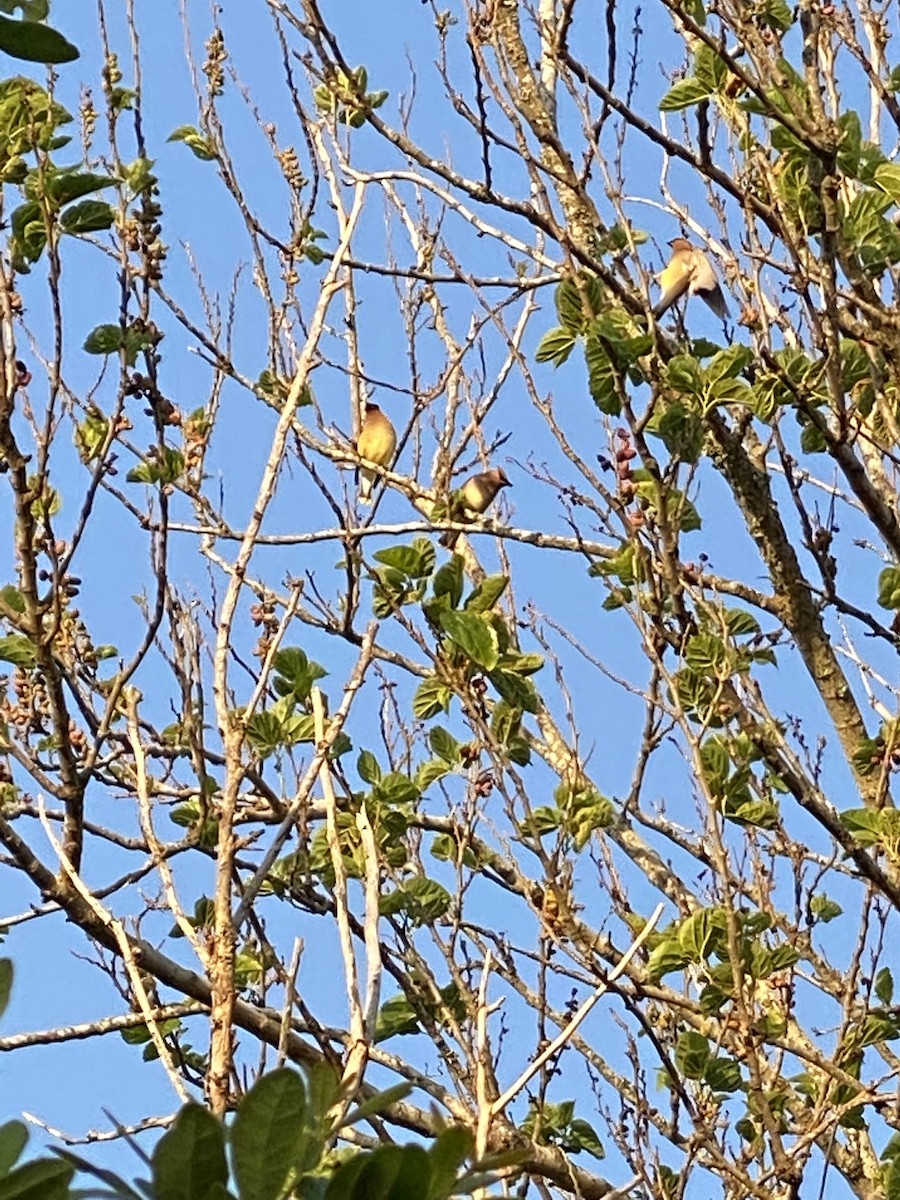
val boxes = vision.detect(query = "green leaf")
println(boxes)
[272,647,327,701]
[659,75,713,111]
[665,355,704,395]
[567,1117,605,1159]
[584,338,621,415]
[724,608,761,637]
[0,16,77,63]
[126,448,185,486]
[645,938,691,982]
[704,1056,742,1093]
[810,893,842,923]
[877,967,894,1007]
[49,1148,145,1199]
[60,198,114,233]
[678,908,727,961]
[523,805,561,838]
[426,1126,474,1196]
[152,1104,227,1200]
[706,343,754,384]
[674,1031,710,1080]
[840,807,884,846]
[416,759,451,791]
[0,959,10,1024]
[9,199,45,267]
[878,566,900,610]
[874,163,900,203]
[535,326,576,367]
[758,0,793,30]
[412,676,452,720]
[0,586,24,614]
[0,3,49,19]
[428,726,460,764]
[488,667,539,713]
[0,635,35,668]
[858,1011,900,1046]
[84,323,125,355]
[0,1121,26,1178]
[374,993,421,1041]
[325,1143,430,1200]
[372,772,419,806]
[0,1158,73,1199]
[684,631,728,676]
[555,274,602,332]
[464,575,508,613]
[39,169,114,207]
[432,555,464,607]
[439,610,499,671]
[373,540,436,579]
[379,876,452,925]
[232,1069,307,1200]
[167,124,215,161]
[356,749,382,785]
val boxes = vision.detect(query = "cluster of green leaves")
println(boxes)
[668,1030,743,1097]
[372,539,542,747]
[12,163,115,270]
[424,554,542,709]
[536,274,652,415]
[877,567,900,612]
[4,954,507,1199]
[374,978,468,1043]
[169,785,220,848]
[841,806,900,862]
[3,1054,508,1200]
[646,906,800,1030]
[120,1014,207,1076]
[0,582,34,669]
[523,779,614,852]
[244,647,338,760]
[785,967,900,1133]
[521,1099,604,1161]
[313,65,388,128]
[167,124,216,162]
[698,729,785,830]
[762,96,900,269]
[0,63,118,270]
[658,345,753,427]
[659,42,732,113]
[84,321,160,366]
[673,608,776,731]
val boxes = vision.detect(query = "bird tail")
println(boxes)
[358,469,374,504]
[701,286,729,319]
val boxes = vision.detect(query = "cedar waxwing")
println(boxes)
[653,237,729,320]
[356,402,397,504]
[440,467,511,549]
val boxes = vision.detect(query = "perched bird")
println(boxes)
[356,402,397,504]
[440,467,512,549]
[653,237,729,320]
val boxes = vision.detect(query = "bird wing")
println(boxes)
[357,415,396,467]
[654,254,692,316]
[688,252,729,317]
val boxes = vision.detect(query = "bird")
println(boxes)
[439,467,511,549]
[355,402,397,504]
[653,237,729,320]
